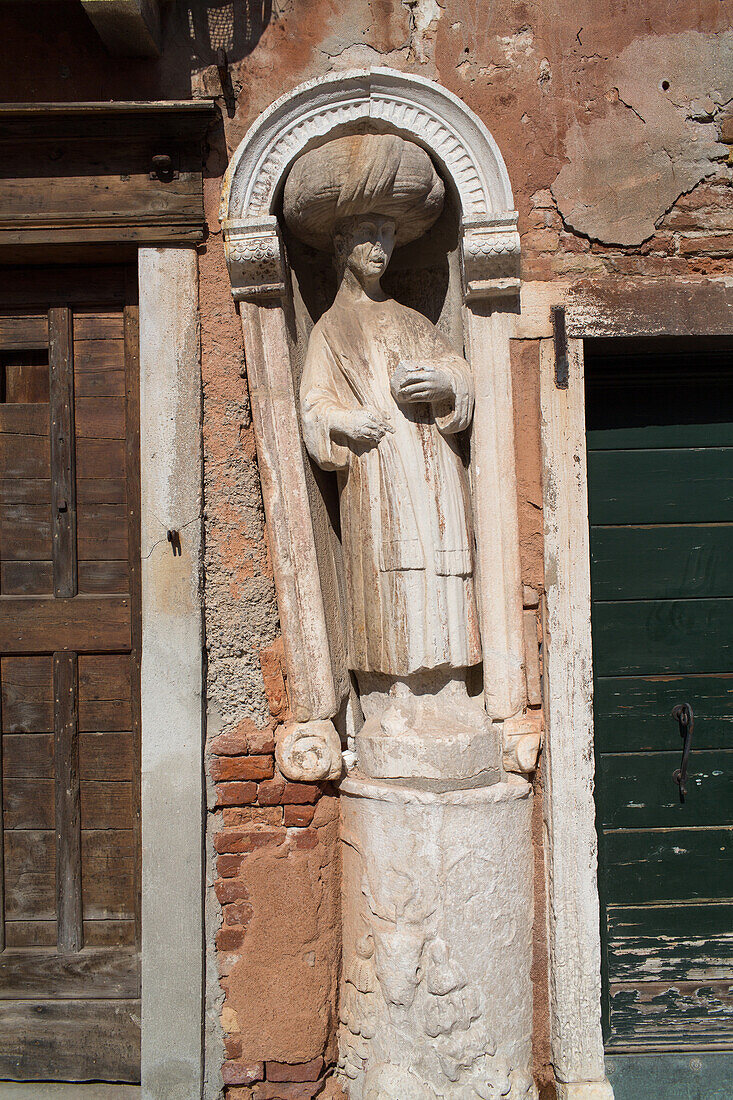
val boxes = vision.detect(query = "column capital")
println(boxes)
[461,213,521,302]
[223,216,286,301]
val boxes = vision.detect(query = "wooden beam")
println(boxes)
[49,307,78,598]
[0,101,216,252]
[54,652,83,954]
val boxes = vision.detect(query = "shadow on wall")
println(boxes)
[178,0,273,67]
[0,0,275,101]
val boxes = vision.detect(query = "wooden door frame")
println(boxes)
[537,276,733,1100]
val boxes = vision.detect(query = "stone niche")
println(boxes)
[221,68,539,1098]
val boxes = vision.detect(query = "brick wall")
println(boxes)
[210,637,341,1099]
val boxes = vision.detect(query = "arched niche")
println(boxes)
[220,68,527,764]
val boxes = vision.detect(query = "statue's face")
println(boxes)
[336,214,396,283]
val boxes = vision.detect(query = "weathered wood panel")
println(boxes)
[0,478,50,505]
[0,434,49,478]
[0,504,52,560]
[4,829,135,920]
[1,655,53,732]
[49,307,77,598]
[0,403,49,435]
[0,998,140,1081]
[3,732,132,780]
[77,504,128,560]
[0,596,131,653]
[74,315,125,342]
[77,477,126,505]
[608,979,733,1049]
[591,524,733,601]
[0,315,47,350]
[74,369,125,399]
[5,919,136,949]
[592,598,733,676]
[594,674,733,752]
[607,903,733,982]
[4,780,132,830]
[76,439,126,480]
[75,397,125,439]
[74,340,125,371]
[0,947,139,998]
[1,561,53,595]
[596,750,733,829]
[77,560,129,594]
[588,448,733,525]
[54,652,82,952]
[588,423,733,451]
[601,828,733,904]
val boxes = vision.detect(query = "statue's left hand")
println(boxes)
[395,366,454,405]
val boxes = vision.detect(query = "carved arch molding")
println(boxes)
[221,68,527,760]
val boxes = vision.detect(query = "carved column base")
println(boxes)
[338,774,537,1099]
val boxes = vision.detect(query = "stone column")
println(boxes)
[139,247,204,1100]
[339,774,536,1099]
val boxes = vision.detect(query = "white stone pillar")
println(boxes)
[540,338,613,1100]
[139,247,204,1100]
[339,777,536,1098]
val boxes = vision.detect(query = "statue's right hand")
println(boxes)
[332,408,394,444]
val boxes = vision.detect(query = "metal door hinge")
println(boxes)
[552,304,568,389]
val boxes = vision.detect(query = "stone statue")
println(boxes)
[284,133,495,781]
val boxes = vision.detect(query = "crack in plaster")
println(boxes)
[552,31,733,246]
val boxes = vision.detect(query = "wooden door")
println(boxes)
[586,336,733,1098]
[0,268,141,1081]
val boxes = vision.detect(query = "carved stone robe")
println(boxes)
[301,291,482,676]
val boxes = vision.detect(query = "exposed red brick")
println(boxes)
[222,1060,265,1086]
[223,806,283,827]
[215,878,249,905]
[283,805,315,827]
[217,854,245,878]
[216,782,258,807]
[248,727,277,754]
[217,926,246,951]
[258,638,287,717]
[294,830,318,850]
[679,233,733,256]
[211,756,275,782]
[266,1056,324,1082]
[224,1033,244,1059]
[258,777,321,806]
[210,729,250,756]
[215,827,287,854]
[224,899,253,926]
[252,1081,324,1100]
[225,1089,254,1100]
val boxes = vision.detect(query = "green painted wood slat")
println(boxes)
[594,674,733,752]
[599,828,733,905]
[590,524,733,600]
[587,448,733,525]
[591,597,733,676]
[595,750,733,829]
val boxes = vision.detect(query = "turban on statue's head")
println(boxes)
[282,132,445,251]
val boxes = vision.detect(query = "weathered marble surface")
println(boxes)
[339,776,537,1099]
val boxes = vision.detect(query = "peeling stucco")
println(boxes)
[552,31,733,245]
